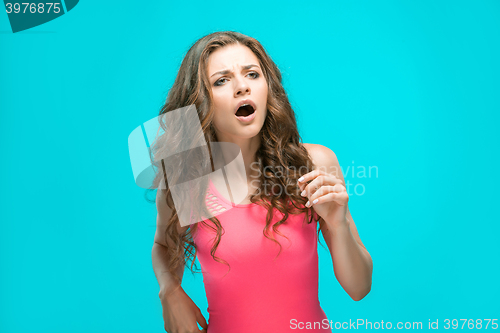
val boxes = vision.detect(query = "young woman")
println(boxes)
[150,31,373,333]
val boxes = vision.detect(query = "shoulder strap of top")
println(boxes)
[189,179,230,226]
[205,179,233,216]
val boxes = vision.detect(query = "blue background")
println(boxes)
[1,1,499,332]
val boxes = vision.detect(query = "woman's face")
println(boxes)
[207,44,268,142]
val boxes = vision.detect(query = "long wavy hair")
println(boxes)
[145,31,327,285]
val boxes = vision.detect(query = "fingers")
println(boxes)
[312,191,349,206]
[304,184,348,207]
[298,174,345,197]
[297,168,322,183]
[297,168,344,185]
[300,173,344,191]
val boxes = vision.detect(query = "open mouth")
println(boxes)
[235,104,256,117]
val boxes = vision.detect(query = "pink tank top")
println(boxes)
[190,179,332,332]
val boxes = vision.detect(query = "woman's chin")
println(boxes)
[231,127,262,140]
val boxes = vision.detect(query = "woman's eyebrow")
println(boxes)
[210,64,260,78]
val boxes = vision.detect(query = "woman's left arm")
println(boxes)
[301,143,373,301]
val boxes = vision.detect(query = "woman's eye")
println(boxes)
[214,72,260,87]
[214,78,227,86]
[249,72,260,79]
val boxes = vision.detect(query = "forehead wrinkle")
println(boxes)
[210,64,260,78]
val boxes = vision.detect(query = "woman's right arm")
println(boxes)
[152,188,208,333]
[151,186,185,297]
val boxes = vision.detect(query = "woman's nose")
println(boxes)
[234,76,250,96]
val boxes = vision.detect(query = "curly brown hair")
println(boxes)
[145,31,326,285]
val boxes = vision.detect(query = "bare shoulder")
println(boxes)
[303,143,369,253]
[302,143,343,180]
[302,142,333,160]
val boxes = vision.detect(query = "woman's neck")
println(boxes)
[214,134,261,184]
